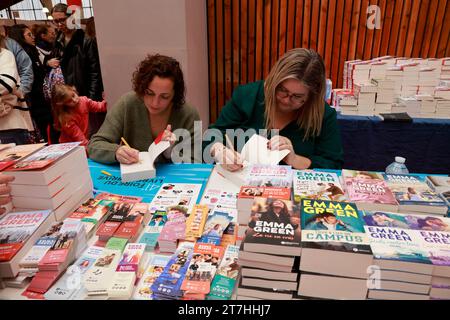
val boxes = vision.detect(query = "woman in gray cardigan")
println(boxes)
[88,54,200,164]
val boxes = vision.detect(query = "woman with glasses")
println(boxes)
[208,48,343,171]
[88,54,200,164]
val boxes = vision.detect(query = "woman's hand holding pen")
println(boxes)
[116,137,139,164]
[211,142,243,172]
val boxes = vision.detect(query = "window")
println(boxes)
[0,0,94,20]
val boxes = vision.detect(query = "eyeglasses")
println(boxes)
[276,85,307,105]
[52,17,67,25]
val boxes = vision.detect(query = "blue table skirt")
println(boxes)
[337,114,450,174]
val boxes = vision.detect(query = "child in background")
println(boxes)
[51,84,106,146]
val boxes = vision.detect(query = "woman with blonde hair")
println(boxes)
[208,48,343,171]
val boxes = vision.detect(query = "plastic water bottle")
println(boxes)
[385,156,409,174]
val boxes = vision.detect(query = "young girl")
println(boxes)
[51,84,107,146]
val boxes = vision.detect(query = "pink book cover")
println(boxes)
[345,177,398,204]
[158,222,186,242]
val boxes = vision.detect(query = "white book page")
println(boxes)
[240,134,290,165]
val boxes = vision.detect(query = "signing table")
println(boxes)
[337,114,450,174]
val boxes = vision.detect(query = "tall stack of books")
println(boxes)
[5,143,93,222]
[298,199,372,300]
[236,197,301,300]
[234,165,293,247]
[337,57,450,118]
[362,211,450,300]
[353,82,377,116]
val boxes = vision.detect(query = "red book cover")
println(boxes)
[96,221,121,238]
[39,248,69,266]
[0,210,51,261]
[114,221,141,239]
[238,186,291,200]
[27,270,61,293]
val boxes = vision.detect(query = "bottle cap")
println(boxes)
[395,156,406,164]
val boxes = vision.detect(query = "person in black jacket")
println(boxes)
[49,3,105,137]
[7,24,55,143]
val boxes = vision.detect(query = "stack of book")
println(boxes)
[138,210,168,252]
[353,82,377,116]
[107,243,146,299]
[0,210,55,279]
[383,173,447,216]
[363,211,440,300]
[133,253,171,300]
[95,201,148,246]
[237,197,301,300]
[435,98,450,118]
[150,241,195,300]
[5,143,93,222]
[44,245,104,300]
[342,170,399,212]
[18,221,65,278]
[83,247,123,297]
[26,219,87,294]
[207,244,240,300]
[298,199,372,300]
[232,165,292,246]
[157,206,190,253]
[180,242,224,300]
[337,57,450,118]
[68,198,114,238]
[426,176,450,215]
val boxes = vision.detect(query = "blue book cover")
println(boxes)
[198,211,233,245]
[383,173,446,207]
[150,242,195,298]
[88,160,213,203]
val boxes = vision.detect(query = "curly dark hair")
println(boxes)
[132,54,185,108]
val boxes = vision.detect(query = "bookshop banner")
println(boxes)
[88,160,214,203]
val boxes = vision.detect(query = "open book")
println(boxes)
[120,138,170,183]
[215,134,291,187]
[239,134,290,166]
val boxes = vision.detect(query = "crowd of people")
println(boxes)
[0,3,344,218]
[0,3,104,147]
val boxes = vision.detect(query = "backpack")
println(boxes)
[43,66,65,101]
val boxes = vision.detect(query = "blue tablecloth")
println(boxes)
[337,114,450,174]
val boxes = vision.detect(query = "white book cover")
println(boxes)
[83,248,121,292]
[149,183,202,214]
[120,140,170,183]
[107,271,136,298]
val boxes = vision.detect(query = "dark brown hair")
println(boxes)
[132,54,185,108]
[31,24,50,42]
[0,33,4,49]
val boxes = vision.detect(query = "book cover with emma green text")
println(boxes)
[300,199,371,254]
[293,170,346,202]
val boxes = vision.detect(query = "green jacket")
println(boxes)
[88,92,200,164]
[207,81,344,169]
